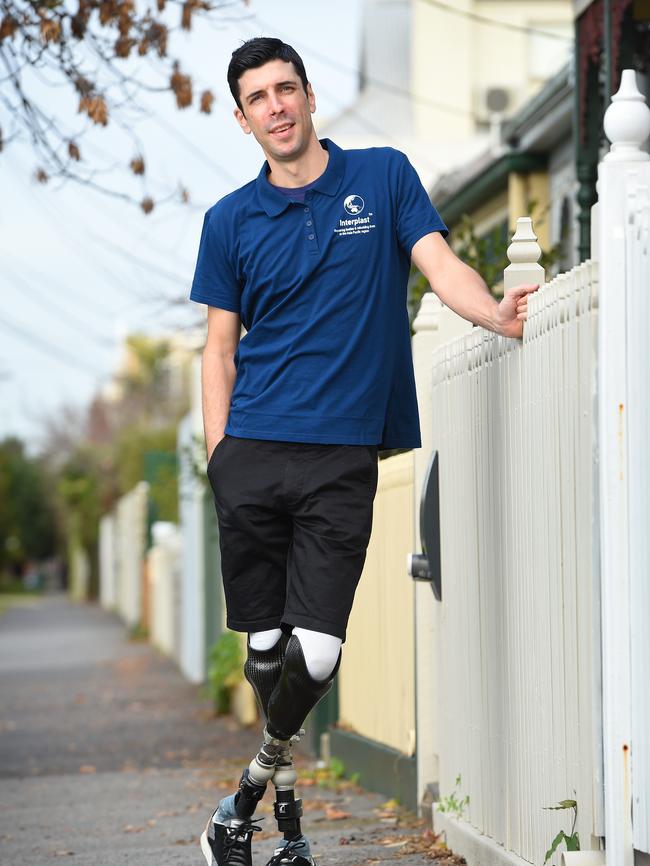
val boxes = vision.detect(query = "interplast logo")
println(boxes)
[343,194,365,215]
[334,194,376,238]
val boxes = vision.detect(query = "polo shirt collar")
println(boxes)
[256,138,345,217]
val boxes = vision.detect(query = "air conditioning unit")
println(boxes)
[474,86,514,123]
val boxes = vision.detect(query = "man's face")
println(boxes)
[234,59,316,162]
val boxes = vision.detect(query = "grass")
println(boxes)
[0,592,42,617]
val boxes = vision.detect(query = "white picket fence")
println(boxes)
[431,260,601,863]
[112,481,149,628]
[417,71,650,866]
[148,522,182,659]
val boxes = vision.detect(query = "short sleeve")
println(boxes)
[189,205,241,313]
[395,153,448,256]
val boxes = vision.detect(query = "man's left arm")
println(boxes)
[411,231,539,339]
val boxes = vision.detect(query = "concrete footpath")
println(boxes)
[0,594,463,866]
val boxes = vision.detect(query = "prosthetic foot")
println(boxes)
[264,737,315,866]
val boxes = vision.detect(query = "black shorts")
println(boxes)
[206,435,379,642]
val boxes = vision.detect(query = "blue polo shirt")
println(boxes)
[190,138,447,449]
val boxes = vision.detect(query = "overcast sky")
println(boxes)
[0,0,362,450]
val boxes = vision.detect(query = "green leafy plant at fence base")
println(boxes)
[437,774,470,819]
[128,622,149,642]
[298,758,362,791]
[543,799,580,865]
[204,632,244,715]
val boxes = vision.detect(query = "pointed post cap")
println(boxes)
[603,69,650,162]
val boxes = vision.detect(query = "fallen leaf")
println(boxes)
[324,806,350,820]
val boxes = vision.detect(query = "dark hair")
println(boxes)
[227,37,309,111]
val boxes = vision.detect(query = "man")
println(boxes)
[190,37,536,866]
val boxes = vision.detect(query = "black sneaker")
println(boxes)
[265,837,315,865]
[200,813,263,866]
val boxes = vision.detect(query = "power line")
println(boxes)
[33,195,189,314]
[0,313,102,377]
[4,269,116,349]
[20,168,164,304]
[150,111,242,187]
[251,8,570,123]
[419,0,572,40]
[18,150,199,306]
[233,20,445,175]
[252,14,474,119]
[86,232,189,287]
[14,259,119,320]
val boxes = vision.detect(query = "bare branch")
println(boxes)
[0,0,244,208]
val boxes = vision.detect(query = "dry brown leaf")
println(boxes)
[324,805,350,820]
[40,18,62,43]
[0,15,18,40]
[115,36,135,57]
[130,155,145,175]
[200,89,215,114]
[170,63,192,109]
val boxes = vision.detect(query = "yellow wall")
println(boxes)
[508,171,551,249]
[412,0,572,142]
[448,173,551,253]
[338,452,416,755]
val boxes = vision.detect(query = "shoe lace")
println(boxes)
[223,817,264,861]
[266,837,307,865]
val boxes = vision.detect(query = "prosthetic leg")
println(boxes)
[233,634,341,866]
[265,635,342,864]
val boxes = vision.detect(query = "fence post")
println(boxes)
[412,292,471,812]
[597,69,650,865]
[503,216,545,290]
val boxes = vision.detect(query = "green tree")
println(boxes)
[0,437,60,577]
[114,422,178,522]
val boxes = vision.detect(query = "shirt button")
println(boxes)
[306,220,312,226]
[304,207,310,213]
[308,234,315,240]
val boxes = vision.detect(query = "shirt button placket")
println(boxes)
[304,193,318,253]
